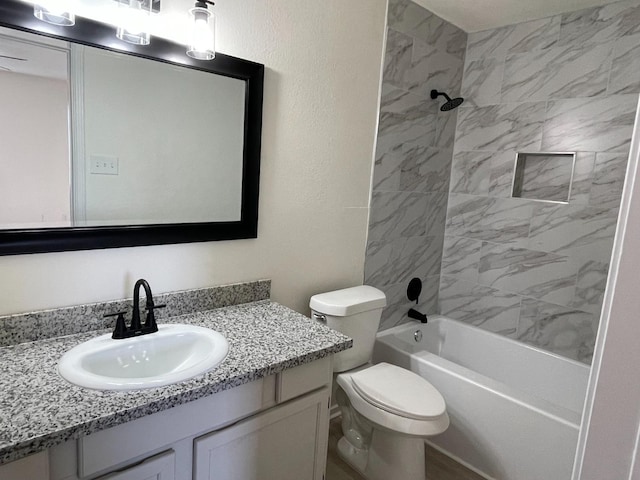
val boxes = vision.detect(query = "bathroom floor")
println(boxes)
[326,417,485,480]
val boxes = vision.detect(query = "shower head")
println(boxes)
[430,89,464,111]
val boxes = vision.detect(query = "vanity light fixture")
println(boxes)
[33,0,75,26]
[187,0,216,60]
[115,0,154,46]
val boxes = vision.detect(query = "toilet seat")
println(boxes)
[337,363,449,437]
[350,363,446,421]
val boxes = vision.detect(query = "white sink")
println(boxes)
[58,324,229,391]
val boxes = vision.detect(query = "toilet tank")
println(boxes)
[310,286,386,372]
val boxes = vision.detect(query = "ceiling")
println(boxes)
[412,0,625,32]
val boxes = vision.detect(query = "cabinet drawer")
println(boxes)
[276,356,331,403]
[96,450,174,480]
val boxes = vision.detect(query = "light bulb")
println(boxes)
[116,0,152,46]
[187,6,215,60]
[34,0,75,26]
[193,19,210,50]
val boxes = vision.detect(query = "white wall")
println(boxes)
[572,87,640,480]
[0,0,387,315]
[0,72,71,227]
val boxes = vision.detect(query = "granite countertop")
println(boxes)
[0,300,351,465]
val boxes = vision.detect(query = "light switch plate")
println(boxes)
[90,155,119,175]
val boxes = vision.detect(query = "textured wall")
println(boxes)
[0,0,387,316]
[365,0,466,330]
[440,0,640,363]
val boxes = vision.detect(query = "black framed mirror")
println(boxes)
[0,0,263,255]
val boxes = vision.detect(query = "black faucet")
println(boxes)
[131,279,158,331]
[408,308,428,323]
[105,278,166,339]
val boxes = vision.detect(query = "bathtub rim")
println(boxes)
[378,314,591,369]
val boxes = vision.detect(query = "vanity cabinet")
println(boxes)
[0,450,49,480]
[193,389,328,480]
[96,451,175,480]
[45,356,332,480]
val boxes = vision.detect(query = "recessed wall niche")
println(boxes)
[511,152,576,203]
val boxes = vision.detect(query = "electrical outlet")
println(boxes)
[89,155,119,175]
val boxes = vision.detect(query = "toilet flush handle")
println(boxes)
[312,313,327,323]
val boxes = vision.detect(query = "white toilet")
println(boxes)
[310,285,449,480]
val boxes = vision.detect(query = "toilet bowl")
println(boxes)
[336,362,449,480]
[310,286,449,480]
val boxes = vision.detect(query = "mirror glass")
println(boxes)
[0,26,246,230]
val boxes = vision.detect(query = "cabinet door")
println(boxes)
[96,450,175,480]
[194,388,330,480]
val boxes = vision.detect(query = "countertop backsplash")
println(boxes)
[0,279,271,347]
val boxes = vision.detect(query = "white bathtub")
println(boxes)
[372,316,590,480]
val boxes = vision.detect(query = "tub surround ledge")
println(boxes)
[0,298,351,465]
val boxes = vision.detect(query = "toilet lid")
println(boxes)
[350,363,446,421]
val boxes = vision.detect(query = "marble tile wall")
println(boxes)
[440,0,640,363]
[365,0,467,330]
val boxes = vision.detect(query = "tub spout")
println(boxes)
[408,308,428,323]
